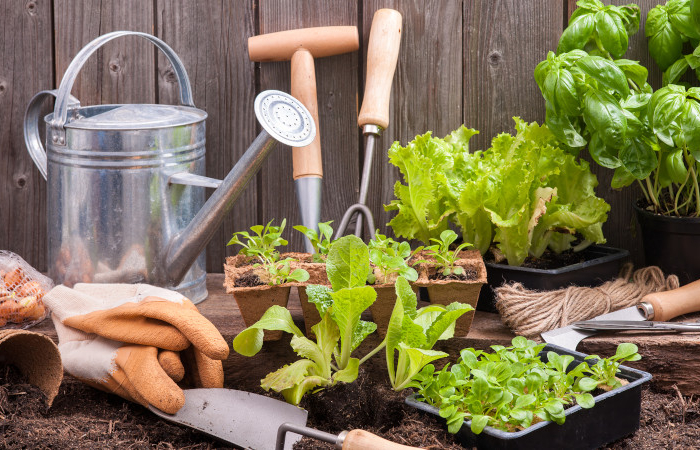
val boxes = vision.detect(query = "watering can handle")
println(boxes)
[23,89,80,180]
[51,31,195,132]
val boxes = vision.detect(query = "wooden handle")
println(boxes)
[642,278,700,321]
[342,429,422,449]
[248,26,359,62]
[291,49,322,179]
[358,9,402,129]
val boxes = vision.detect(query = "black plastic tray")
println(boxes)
[406,343,651,450]
[478,245,630,312]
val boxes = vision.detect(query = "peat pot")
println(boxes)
[478,246,630,313]
[406,344,652,450]
[24,32,315,303]
[634,203,700,286]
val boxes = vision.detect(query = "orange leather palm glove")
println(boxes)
[43,284,229,414]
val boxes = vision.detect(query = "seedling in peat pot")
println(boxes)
[293,221,334,262]
[367,232,421,284]
[424,230,472,277]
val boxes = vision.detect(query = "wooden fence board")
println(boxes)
[0,0,53,271]
[362,0,464,239]
[257,0,360,251]
[156,0,258,272]
[53,0,155,105]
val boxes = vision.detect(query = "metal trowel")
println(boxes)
[541,278,700,351]
[149,388,419,450]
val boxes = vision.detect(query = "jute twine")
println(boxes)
[495,264,680,338]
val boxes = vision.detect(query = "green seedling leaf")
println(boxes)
[232,305,304,356]
[326,235,370,291]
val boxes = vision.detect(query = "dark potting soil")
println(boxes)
[234,271,263,288]
[485,248,587,270]
[428,267,479,282]
[2,360,699,449]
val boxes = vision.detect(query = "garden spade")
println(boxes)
[149,388,420,450]
[541,278,700,351]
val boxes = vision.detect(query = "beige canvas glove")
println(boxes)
[44,283,229,413]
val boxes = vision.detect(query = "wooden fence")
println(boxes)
[1,0,663,273]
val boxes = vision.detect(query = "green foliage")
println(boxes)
[423,230,472,277]
[227,219,288,262]
[255,257,310,285]
[367,232,420,284]
[293,221,334,262]
[386,119,610,266]
[646,0,700,83]
[414,339,641,435]
[584,343,641,389]
[232,236,475,405]
[384,277,473,391]
[537,1,700,216]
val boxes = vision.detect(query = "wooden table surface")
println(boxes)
[31,274,700,394]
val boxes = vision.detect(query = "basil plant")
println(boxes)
[536,0,700,216]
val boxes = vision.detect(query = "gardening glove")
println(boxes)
[43,283,229,413]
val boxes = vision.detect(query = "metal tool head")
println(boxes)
[149,388,308,450]
[254,90,315,148]
[541,304,650,351]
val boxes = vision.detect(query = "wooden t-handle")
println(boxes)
[342,429,422,449]
[291,49,322,179]
[358,9,402,129]
[642,278,700,321]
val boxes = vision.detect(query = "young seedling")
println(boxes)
[367,233,421,284]
[415,338,640,435]
[424,230,472,277]
[231,236,473,405]
[255,257,310,285]
[293,221,334,262]
[227,219,288,263]
[584,343,641,390]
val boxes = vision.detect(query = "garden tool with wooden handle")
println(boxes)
[248,26,359,252]
[335,9,403,240]
[542,277,700,350]
[148,388,422,450]
[43,283,229,414]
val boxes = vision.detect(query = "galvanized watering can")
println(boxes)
[24,31,315,303]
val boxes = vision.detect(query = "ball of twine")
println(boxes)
[495,264,680,337]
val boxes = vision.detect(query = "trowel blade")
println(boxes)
[541,305,647,351]
[149,388,308,450]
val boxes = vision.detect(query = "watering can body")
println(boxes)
[24,32,210,302]
[25,32,316,304]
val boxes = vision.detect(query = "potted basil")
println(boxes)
[536,0,700,284]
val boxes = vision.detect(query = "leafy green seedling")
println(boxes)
[293,221,334,262]
[415,338,641,434]
[584,342,641,390]
[367,233,421,284]
[232,235,377,405]
[227,219,288,263]
[255,257,309,285]
[424,230,472,277]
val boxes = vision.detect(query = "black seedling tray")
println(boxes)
[406,343,651,450]
[478,245,630,312]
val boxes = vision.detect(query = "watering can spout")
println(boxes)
[165,91,316,286]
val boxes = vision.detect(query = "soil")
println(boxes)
[2,361,700,449]
[485,248,587,270]
[428,268,479,282]
[234,271,263,288]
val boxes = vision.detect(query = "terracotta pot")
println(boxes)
[224,255,296,341]
[415,249,487,336]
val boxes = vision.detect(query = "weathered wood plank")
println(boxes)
[258,0,360,251]
[0,0,53,271]
[53,0,155,105]
[363,0,464,239]
[156,0,258,273]
[464,0,563,151]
